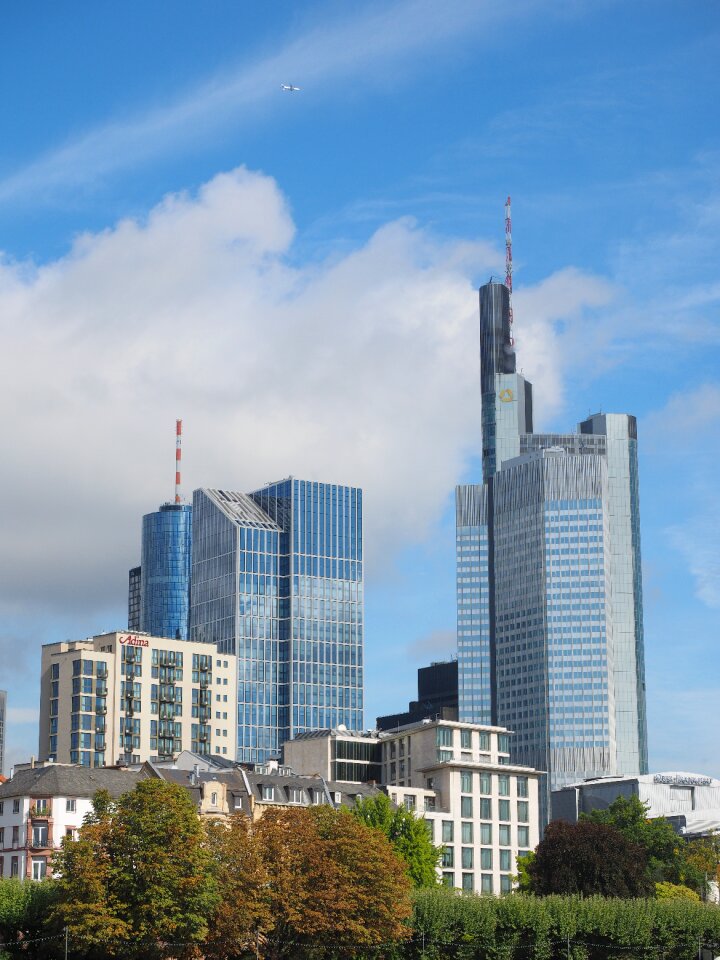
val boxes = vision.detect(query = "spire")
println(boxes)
[505,196,514,343]
[175,419,182,503]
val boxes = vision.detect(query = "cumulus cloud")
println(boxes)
[0,166,609,622]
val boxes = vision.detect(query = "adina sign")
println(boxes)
[119,634,149,648]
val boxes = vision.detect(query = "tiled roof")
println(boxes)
[0,765,142,799]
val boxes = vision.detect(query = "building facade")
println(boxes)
[457,277,648,818]
[190,479,364,763]
[128,502,193,640]
[38,632,237,767]
[0,764,140,880]
[0,690,6,777]
[376,660,458,731]
[284,719,541,895]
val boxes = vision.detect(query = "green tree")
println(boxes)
[0,878,59,959]
[53,780,218,959]
[583,795,703,890]
[525,819,654,897]
[351,792,441,887]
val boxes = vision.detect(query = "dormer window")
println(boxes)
[261,784,274,802]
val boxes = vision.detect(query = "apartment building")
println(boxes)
[285,718,541,895]
[0,763,140,880]
[39,632,238,766]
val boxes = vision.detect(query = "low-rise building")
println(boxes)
[0,762,140,880]
[285,719,541,895]
[39,632,238,767]
[552,771,720,830]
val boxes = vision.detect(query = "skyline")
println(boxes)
[1,1,719,777]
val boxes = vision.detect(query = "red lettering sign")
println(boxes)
[119,634,149,647]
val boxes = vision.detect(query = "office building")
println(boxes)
[457,271,648,818]
[0,763,140,880]
[190,479,363,763]
[376,660,458,731]
[38,631,237,767]
[284,719,541,894]
[0,690,6,776]
[128,503,192,640]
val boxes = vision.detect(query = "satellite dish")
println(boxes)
[337,723,348,732]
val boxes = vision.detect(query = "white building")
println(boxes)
[0,763,140,880]
[285,718,541,895]
[553,771,720,835]
[39,632,238,767]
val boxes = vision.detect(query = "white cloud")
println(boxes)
[0,165,608,620]
[7,707,39,726]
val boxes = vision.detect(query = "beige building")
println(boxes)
[39,632,237,767]
[285,719,541,895]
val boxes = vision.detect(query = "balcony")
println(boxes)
[29,803,52,819]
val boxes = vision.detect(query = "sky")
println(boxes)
[0,0,718,777]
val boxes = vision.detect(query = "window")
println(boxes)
[442,872,454,887]
[500,874,513,894]
[461,822,473,843]
[404,795,416,811]
[460,796,473,818]
[0,828,3,845]
[462,872,474,891]
[481,874,493,894]
[12,800,20,814]
[498,734,510,754]
[480,822,492,845]
[424,796,436,811]
[12,826,19,846]
[435,727,453,747]
[499,825,511,846]
[499,799,510,822]
[261,785,274,801]
[498,775,510,797]
[66,799,76,813]
[32,858,47,881]
[479,772,491,794]
[479,798,491,820]
[32,825,48,847]
[425,820,434,842]
[517,801,529,823]
[0,802,3,815]
[441,847,454,868]
[211,792,218,806]
[480,848,492,869]
[11,857,19,878]
[0,857,3,877]
[460,729,472,750]
[517,776,529,798]
[460,771,473,793]
[441,821,454,843]
[478,731,490,751]
[461,847,473,869]
[518,826,530,848]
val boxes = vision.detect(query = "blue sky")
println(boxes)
[1,0,718,776]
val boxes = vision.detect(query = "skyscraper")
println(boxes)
[457,267,648,818]
[190,478,363,763]
[127,421,192,640]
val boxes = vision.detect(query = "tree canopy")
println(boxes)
[351,792,441,887]
[525,819,654,897]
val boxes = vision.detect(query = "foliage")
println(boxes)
[52,780,218,958]
[0,878,59,958]
[525,819,654,897]
[656,881,701,902]
[405,887,720,960]
[203,814,273,960]
[583,795,707,892]
[256,804,413,959]
[514,851,535,893]
[351,792,441,887]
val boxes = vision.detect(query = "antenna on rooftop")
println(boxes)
[175,419,183,503]
[505,196,514,343]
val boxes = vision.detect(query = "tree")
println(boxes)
[53,781,218,959]
[255,805,412,959]
[525,820,654,897]
[583,795,704,891]
[203,814,273,960]
[655,881,701,902]
[0,878,59,959]
[351,792,441,887]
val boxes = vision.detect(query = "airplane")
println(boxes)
[281,84,300,92]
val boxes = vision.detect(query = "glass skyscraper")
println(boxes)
[0,689,6,776]
[127,503,192,640]
[190,479,363,763]
[457,278,648,818]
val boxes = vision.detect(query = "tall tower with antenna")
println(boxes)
[505,195,514,339]
[127,420,193,640]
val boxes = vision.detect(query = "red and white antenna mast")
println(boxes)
[175,419,183,504]
[505,195,514,341]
